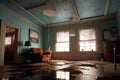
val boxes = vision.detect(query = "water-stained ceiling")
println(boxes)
[0,0,120,28]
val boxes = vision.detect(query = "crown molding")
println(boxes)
[70,0,80,20]
[47,18,116,30]
[0,3,42,30]
[104,0,110,16]
[11,0,47,26]
[48,14,116,27]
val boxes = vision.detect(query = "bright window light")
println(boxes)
[55,31,69,52]
[5,37,11,45]
[79,29,96,51]
[56,71,70,80]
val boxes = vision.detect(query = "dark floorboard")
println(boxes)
[0,60,120,80]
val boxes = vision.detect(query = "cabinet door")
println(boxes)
[103,41,114,61]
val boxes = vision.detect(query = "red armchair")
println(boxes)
[30,48,52,62]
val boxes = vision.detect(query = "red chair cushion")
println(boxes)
[32,48,39,53]
[38,48,44,55]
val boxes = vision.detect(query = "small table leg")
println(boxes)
[115,62,116,70]
[114,48,116,70]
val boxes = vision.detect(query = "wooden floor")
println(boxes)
[0,60,120,80]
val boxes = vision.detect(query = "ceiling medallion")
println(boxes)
[43,0,57,16]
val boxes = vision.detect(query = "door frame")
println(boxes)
[0,20,20,66]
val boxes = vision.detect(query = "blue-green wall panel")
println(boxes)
[43,29,55,51]
[49,30,55,51]
[98,23,117,30]
[43,30,49,50]
[0,8,43,53]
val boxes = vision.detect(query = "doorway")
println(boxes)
[4,25,19,64]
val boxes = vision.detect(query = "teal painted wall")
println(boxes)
[43,30,49,50]
[43,29,55,51]
[0,8,43,53]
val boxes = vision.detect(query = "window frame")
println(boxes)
[55,30,70,52]
[78,28,97,52]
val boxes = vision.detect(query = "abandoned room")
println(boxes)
[0,0,120,80]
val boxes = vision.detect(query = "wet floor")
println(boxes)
[0,60,120,80]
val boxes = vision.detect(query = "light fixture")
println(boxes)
[24,41,31,47]
[24,41,31,51]
[43,0,57,16]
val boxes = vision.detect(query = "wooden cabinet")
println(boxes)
[103,41,114,61]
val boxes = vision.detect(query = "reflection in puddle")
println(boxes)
[62,67,83,74]
[74,63,104,76]
[55,62,66,66]
[56,71,70,80]
[51,61,70,66]
[2,61,120,80]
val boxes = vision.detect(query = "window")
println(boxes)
[5,36,12,45]
[79,29,96,51]
[55,31,69,52]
